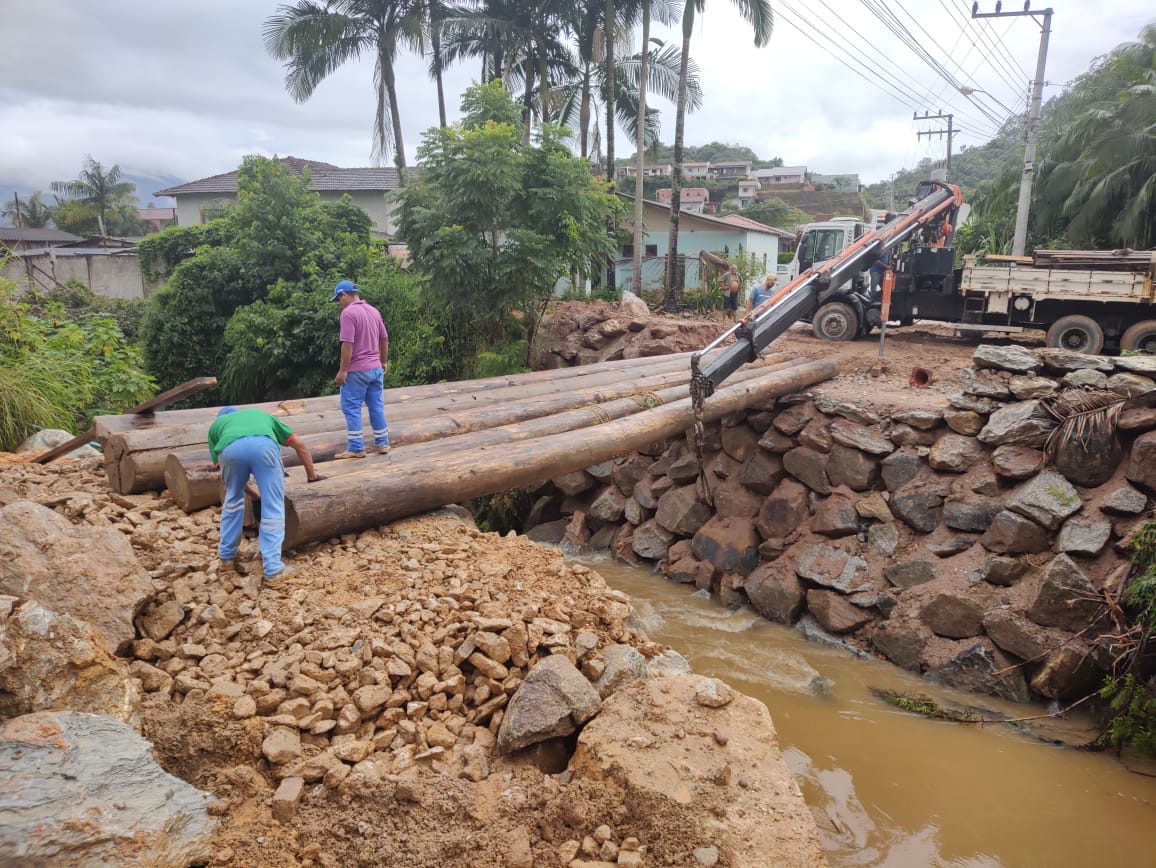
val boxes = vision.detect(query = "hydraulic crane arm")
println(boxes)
[689,181,963,405]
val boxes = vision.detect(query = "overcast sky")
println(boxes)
[1,0,1151,200]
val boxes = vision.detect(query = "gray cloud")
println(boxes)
[0,0,1151,193]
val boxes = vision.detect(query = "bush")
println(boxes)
[0,280,154,449]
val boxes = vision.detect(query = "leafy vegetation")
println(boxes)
[397,82,621,377]
[1097,521,1156,756]
[49,155,144,236]
[0,271,154,450]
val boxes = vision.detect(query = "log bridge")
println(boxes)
[92,352,837,550]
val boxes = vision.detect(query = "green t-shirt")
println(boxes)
[207,408,294,463]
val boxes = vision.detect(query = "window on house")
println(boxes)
[645,244,658,257]
[622,244,634,257]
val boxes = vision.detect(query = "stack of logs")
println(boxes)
[92,353,838,548]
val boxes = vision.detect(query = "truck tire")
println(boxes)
[1121,320,1156,354]
[812,302,859,342]
[1046,315,1104,355]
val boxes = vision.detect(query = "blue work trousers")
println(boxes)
[218,435,285,577]
[340,367,389,452]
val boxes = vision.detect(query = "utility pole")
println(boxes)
[972,2,1053,257]
[914,111,954,179]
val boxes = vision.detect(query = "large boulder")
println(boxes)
[795,543,870,594]
[18,428,101,459]
[1101,485,1148,515]
[943,499,1001,533]
[1036,348,1114,373]
[744,561,806,624]
[592,644,649,699]
[1008,376,1057,400]
[569,676,826,866]
[711,475,764,519]
[811,492,859,538]
[806,590,874,634]
[881,448,922,491]
[982,608,1059,660]
[0,596,139,724]
[738,450,785,494]
[980,510,1049,554]
[1056,518,1112,557]
[1125,431,1156,492]
[977,401,1052,448]
[588,486,628,523]
[0,502,152,653]
[1030,644,1103,700]
[890,482,944,533]
[691,516,760,576]
[928,641,1031,703]
[632,519,676,560]
[782,446,831,495]
[871,621,930,672]
[942,408,986,437]
[826,444,879,491]
[829,419,893,456]
[0,712,215,865]
[919,594,983,639]
[1028,555,1104,632]
[617,290,650,320]
[928,434,986,473]
[496,655,601,754]
[991,445,1044,480]
[1006,471,1082,531]
[655,484,712,536]
[755,478,810,543]
[721,423,760,463]
[973,344,1040,373]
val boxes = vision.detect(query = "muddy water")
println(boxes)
[580,557,1156,868]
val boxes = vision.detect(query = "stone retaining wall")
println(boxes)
[527,346,1156,704]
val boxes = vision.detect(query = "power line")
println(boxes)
[856,0,1006,129]
[777,0,1002,140]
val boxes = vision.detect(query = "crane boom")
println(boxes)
[689,181,963,406]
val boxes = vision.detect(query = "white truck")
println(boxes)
[782,210,1156,354]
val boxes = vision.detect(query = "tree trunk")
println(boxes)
[283,359,838,548]
[631,4,651,295]
[604,0,617,292]
[108,354,702,493]
[523,62,534,146]
[579,62,591,159]
[167,360,790,512]
[432,27,447,128]
[664,18,694,310]
[384,58,407,176]
[95,351,699,442]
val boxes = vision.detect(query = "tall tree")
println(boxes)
[1,192,53,229]
[1033,24,1156,249]
[630,0,681,293]
[264,0,424,171]
[49,156,137,237]
[664,0,772,308]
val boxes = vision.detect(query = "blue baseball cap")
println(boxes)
[330,279,357,302]
[216,406,237,417]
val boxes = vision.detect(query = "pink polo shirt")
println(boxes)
[339,300,388,372]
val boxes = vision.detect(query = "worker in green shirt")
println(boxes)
[207,407,321,585]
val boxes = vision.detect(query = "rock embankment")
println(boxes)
[527,347,1156,705]
[0,458,824,867]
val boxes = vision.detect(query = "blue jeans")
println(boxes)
[219,436,285,576]
[340,367,389,452]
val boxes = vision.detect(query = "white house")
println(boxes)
[155,156,404,237]
[616,196,785,293]
[754,165,807,186]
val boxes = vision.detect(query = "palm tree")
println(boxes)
[263,0,424,172]
[1033,25,1156,249]
[50,157,137,236]
[664,0,772,307]
[1,192,53,229]
[630,0,680,293]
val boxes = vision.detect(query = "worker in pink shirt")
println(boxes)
[331,279,391,459]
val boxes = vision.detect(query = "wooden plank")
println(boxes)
[30,427,97,465]
[131,377,218,417]
[36,376,217,465]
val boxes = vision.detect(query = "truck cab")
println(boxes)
[785,217,872,284]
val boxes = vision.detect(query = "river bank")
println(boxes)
[0,456,823,867]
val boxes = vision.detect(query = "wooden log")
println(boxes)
[106,353,696,466]
[35,377,219,465]
[282,358,838,548]
[165,361,789,511]
[93,352,698,441]
[129,353,765,495]
[167,464,222,513]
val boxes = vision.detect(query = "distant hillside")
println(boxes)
[765,189,870,221]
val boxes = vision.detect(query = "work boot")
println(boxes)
[372,443,391,455]
[263,565,296,587]
[334,450,366,460]
[218,559,236,574]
